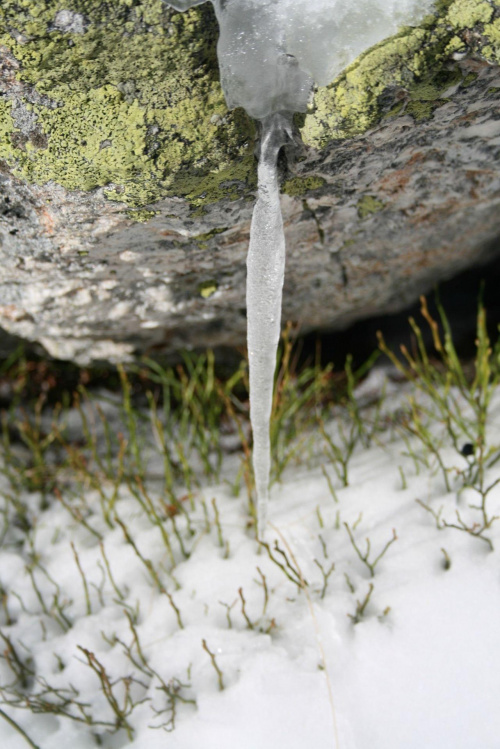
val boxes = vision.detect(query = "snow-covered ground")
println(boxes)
[1,373,500,749]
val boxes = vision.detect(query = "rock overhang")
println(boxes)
[0,0,499,363]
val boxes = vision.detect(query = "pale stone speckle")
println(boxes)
[140,320,161,329]
[53,10,87,35]
[119,250,141,263]
[107,302,133,321]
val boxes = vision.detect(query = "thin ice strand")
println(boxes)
[247,113,292,539]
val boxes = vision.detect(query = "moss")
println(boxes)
[399,66,461,120]
[0,0,256,207]
[411,68,463,100]
[281,175,326,197]
[404,100,435,120]
[198,280,218,298]
[192,227,228,241]
[357,195,385,219]
[301,0,500,148]
[382,101,405,120]
[192,226,228,248]
[168,124,257,206]
[462,71,479,86]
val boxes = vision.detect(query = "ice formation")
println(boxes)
[166,0,435,118]
[246,113,292,536]
[164,0,435,537]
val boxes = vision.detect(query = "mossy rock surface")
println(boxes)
[0,0,500,362]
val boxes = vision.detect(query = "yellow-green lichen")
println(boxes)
[1,0,499,201]
[301,0,500,148]
[0,98,13,151]
[483,17,500,59]
[357,195,386,219]
[126,208,159,223]
[447,0,493,27]
[301,26,438,147]
[0,0,256,207]
[282,175,326,197]
[18,86,148,191]
[198,280,218,298]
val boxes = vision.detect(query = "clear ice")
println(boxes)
[163,0,435,536]
[246,113,292,537]
[166,0,435,118]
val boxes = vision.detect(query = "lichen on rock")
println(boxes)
[282,175,326,197]
[447,0,493,28]
[301,0,500,148]
[357,195,386,219]
[0,0,499,364]
[1,0,499,206]
[0,0,256,207]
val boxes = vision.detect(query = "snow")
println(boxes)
[2,378,500,748]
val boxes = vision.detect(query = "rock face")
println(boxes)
[0,0,500,363]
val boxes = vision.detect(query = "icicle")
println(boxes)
[162,0,436,538]
[246,113,292,539]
